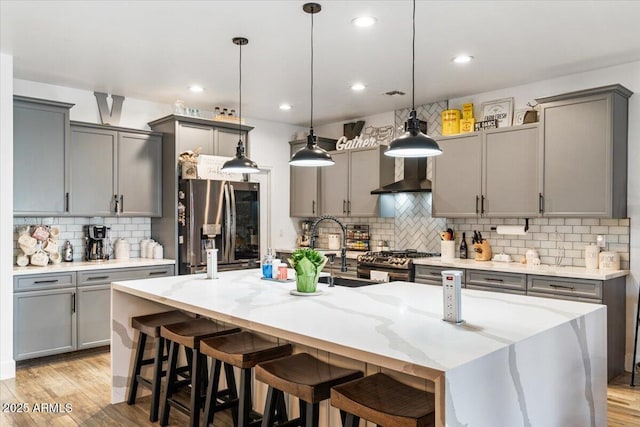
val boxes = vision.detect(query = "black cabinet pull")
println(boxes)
[348,200,351,214]
[71,293,76,313]
[65,192,69,212]
[343,200,346,214]
[429,272,441,276]
[149,270,168,276]
[34,279,59,284]
[120,194,124,213]
[87,276,109,281]
[485,277,504,283]
[475,195,479,214]
[481,195,485,214]
[114,194,120,213]
[549,284,575,291]
[312,200,316,215]
[539,193,544,214]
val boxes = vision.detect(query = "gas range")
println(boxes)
[357,250,440,281]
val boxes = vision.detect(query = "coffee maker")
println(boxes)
[85,225,111,261]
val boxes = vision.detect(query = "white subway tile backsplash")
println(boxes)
[549,218,565,225]
[556,226,573,233]
[600,219,620,226]
[565,234,581,242]
[541,241,556,249]
[132,217,146,224]
[590,225,608,234]
[582,218,599,226]
[572,226,590,234]
[541,225,556,233]
[533,233,549,241]
[565,218,581,226]
[609,226,627,235]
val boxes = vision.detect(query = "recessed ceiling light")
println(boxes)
[189,85,204,92]
[351,82,366,91]
[452,55,474,64]
[279,103,292,111]
[352,16,377,27]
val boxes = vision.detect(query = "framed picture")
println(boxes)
[480,98,514,128]
[513,108,528,126]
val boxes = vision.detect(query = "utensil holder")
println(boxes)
[441,241,456,261]
[474,240,492,261]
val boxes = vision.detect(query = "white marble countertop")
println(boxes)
[275,248,362,260]
[13,258,175,276]
[413,257,628,280]
[112,268,602,374]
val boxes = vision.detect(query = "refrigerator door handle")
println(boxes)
[224,183,232,262]
[229,183,237,261]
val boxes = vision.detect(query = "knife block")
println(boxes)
[474,240,492,261]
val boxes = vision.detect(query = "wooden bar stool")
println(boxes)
[159,317,241,427]
[200,331,293,427]
[255,353,363,427]
[127,310,192,422]
[330,373,436,427]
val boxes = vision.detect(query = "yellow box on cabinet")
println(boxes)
[442,109,461,135]
[460,118,476,133]
[462,103,474,119]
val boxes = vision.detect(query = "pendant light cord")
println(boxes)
[238,41,243,144]
[412,0,416,110]
[310,6,314,132]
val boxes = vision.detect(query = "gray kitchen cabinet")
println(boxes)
[148,115,254,262]
[319,146,394,217]
[433,125,540,218]
[69,122,163,217]
[13,96,74,216]
[432,133,481,217]
[288,137,337,218]
[13,273,77,361]
[527,274,625,380]
[414,265,464,286]
[14,265,175,360]
[466,270,526,294]
[536,84,631,218]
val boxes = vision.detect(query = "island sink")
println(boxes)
[319,276,379,287]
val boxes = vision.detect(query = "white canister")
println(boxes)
[584,244,600,269]
[327,234,341,250]
[599,251,621,270]
[115,239,131,260]
[153,244,163,259]
[16,250,29,267]
[441,240,456,261]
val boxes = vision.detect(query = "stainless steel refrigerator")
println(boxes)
[178,179,260,274]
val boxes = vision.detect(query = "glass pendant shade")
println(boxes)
[289,132,335,167]
[221,36,260,174]
[385,110,442,158]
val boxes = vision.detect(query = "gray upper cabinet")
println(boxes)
[69,122,162,217]
[290,141,320,217]
[320,146,394,217]
[483,125,540,217]
[433,133,482,217]
[536,85,632,218]
[118,132,162,216]
[433,125,540,218]
[13,96,74,216]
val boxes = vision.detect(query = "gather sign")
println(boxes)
[336,122,395,151]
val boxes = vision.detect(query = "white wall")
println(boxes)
[0,53,15,379]
[449,60,640,370]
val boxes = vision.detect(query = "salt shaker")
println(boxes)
[63,240,74,262]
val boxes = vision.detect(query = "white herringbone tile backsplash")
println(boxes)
[394,193,446,252]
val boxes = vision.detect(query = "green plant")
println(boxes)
[288,248,327,292]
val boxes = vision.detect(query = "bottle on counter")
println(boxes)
[63,240,74,262]
[459,232,468,259]
[262,248,273,279]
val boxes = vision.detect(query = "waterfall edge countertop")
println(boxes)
[13,258,176,275]
[413,257,628,280]
[111,269,607,427]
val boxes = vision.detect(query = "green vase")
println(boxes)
[296,272,319,293]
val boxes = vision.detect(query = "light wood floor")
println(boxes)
[0,348,638,426]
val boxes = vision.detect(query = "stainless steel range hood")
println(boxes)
[371,158,431,194]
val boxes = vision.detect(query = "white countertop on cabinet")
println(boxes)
[13,258,176,276]
[111,268,607,426]
[413,257,628,280]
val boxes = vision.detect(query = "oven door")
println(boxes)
[357,265,411,282]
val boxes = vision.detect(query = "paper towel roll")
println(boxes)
[496,225,527,235]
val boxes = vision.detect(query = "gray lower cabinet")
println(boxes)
[13,96,74,216]
[14,273,77,361]
[536,85,631,218]
[14,265,175,360]
[69,122,163,217]
[466,270,526,295]
[414,265,463,286]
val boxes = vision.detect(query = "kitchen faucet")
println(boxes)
[310,215,348,273]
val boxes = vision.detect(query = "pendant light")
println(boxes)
[289,3,334,167]
[221,37,260,174]
[384,0,442,158]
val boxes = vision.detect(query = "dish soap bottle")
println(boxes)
[459,232,468,259]
[262,248,273,279]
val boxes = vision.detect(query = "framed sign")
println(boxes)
[480,98,514,128]
[513,108,528,126]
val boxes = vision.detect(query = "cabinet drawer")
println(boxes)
[527,291,601,304]
[14,273,76,292]
[466,284,526,295]
[527,276,602,301]
[414,266,465,286]
[77,265,174,286]
[467,270,526,291]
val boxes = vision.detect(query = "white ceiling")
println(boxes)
[2,0,640,126]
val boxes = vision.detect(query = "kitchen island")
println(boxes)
[111,269,606,427]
